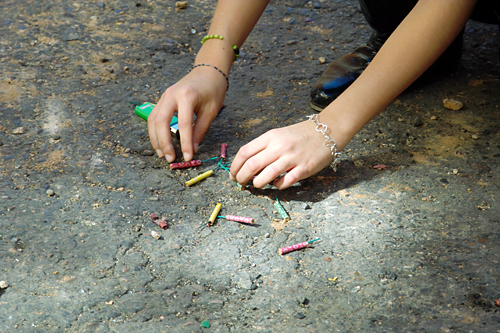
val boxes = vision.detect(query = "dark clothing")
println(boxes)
[360,0,500,33]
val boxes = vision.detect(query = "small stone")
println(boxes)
[141,149,155,156]
[151,231,161,239]
[148,196,159,201]
[430,115,437,120]
[318,57,326,64]
[294,312,306,319]
[46,189,55,196]
[237,278,253,290]
[301,203,311,210]
[12,127,25,135]
[0,281,8,289]
[452,169,459,174]
[351,286,360,293]
[412,115,423,127]
[175,1,188,9]
[443,98,463,111]
[324,257,331,262]
[471,134,479,140]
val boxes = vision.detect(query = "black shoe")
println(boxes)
[309,45,377,112]
[309,30,462,112]
[309,31,388,112]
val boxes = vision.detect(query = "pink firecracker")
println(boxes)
[220,143,228,159]
[225,215,254,224]
[170,160,202,170]
[279,241,309,255]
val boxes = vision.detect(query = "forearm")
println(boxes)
[194,0,270,74]
[321,0,478,149]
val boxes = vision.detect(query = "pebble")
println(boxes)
[294,312,306,319]
[151,231,161,240]
[148,196,159,201]
[443,98,463,111]
[237,278,253,290]
[0,281,8,289]
[318,57,326,64]
[46,189,54,196]
[141,149,155,156]
[175,1,188,9]
[12,127,25,135]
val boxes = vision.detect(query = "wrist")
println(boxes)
[195,39,235,74]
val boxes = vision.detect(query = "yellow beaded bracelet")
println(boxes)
[201,35,239,61]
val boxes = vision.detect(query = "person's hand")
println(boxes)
[229,120,337,189]
[148,66,227,162]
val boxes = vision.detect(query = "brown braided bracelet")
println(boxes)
[188,63,229,91]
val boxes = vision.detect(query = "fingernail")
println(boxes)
[194,143,199,153]
[156,149,164,158]
[166,154,174,162]
[183,152,191,161]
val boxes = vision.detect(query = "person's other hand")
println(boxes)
[148,65,227,162]
[229,120,336,189]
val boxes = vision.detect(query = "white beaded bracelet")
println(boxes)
[307,114,342,171]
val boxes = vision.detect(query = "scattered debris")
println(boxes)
[151,231,161,240]
[373,164,386,170]
[201,320,210,328]
[443,98,463,111]
[477,202,491,211]
[58,275,76,283]
[151,213,168,229]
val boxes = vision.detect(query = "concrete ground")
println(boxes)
[1,1,499,332]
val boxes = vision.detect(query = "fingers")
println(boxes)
[177,90,197,161]
[148,95,176,162]
[191,106,219,152]
[229,135,270,184]
[252,157,293,189]
[273,168,304,190]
